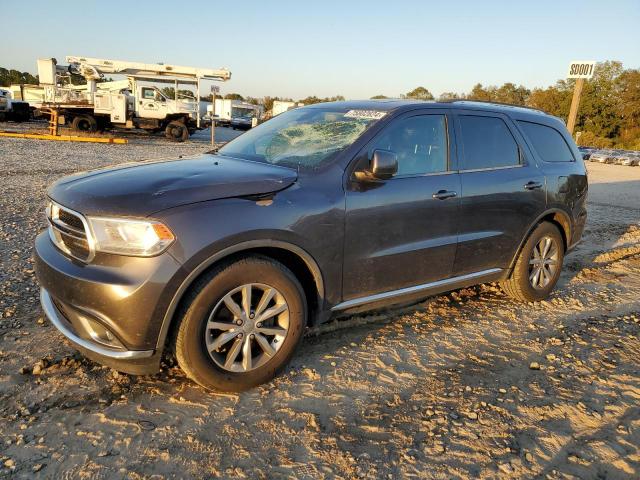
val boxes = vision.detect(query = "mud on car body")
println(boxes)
[35,100,587,391]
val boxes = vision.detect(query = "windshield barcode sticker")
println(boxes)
[344,110,387,120]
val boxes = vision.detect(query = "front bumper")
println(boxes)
[35,231,186,374]
[40,288,153,360]
[40,288,161,374]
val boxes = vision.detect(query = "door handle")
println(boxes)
[524,181,543,190]
[432,190,457,200]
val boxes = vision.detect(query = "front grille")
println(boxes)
[58,209,85,231]
[48,202,93,262]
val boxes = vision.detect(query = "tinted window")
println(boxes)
[459,116,519,170]
[518,121,575,162]
[369,115,447,176]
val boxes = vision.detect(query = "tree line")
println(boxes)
[0,68,38,87]
[208,93,346,113]
[204,62,640,149]
[3,60,638,148]
[371,62,639,149]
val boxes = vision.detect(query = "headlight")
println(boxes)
[87,217,175,257]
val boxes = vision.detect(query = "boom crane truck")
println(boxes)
[38,56,231,141]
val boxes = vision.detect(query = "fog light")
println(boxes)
[76,314,125,349]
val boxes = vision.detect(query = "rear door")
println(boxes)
[342,110,461,301]
[452,111,546,276]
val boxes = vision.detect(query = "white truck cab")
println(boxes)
[137,86,197,121]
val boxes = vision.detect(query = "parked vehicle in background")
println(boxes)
[210,99,262,127]
[0,88,31,122]
[272,100,303,116]
[613,154,630,165]
[578,146,595,161]
[230,114,254,130]
[579,148,640,166]
[35,100,588,392]
[8,84,44,109]
[621,155,640,166]
[590,151,612,163]
[36,56,230,141]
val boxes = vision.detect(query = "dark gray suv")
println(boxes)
[35,100,588,391]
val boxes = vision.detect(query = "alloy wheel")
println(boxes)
[205,283,289,372]
[529,236,559,289]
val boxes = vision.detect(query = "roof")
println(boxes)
[306,99,555,123]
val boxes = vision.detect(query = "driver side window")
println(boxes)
[142,88,155,100]
[368,115,448,176]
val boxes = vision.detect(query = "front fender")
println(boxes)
[154,238,325,352]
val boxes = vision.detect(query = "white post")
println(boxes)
[211,88,216,146]
[196,77,201,129]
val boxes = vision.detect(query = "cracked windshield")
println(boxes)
[218,107,385,169]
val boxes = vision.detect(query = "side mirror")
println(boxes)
[355,149,398,181]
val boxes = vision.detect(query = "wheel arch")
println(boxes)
[508,209,571,272]
[164,114,189,123]
[156,240,325,352]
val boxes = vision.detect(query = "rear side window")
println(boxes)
[458,116,520,170]
[518,121,575,163]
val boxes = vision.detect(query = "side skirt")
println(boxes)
[331,268,504,313]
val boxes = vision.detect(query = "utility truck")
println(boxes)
[38,56,231,141]
[206,99,262,128]
[0,88,31,122]
[272,100,302,117]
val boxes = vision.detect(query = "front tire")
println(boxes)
[501,222,564,302]
[173,256,307,392]
[165,120,189,142]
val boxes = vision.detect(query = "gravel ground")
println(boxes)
[0,127,639,479]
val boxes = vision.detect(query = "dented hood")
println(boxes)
[48,154,297,217]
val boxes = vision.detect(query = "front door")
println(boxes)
[343,111,460,301]
[452,111,547,276]
[138,87,168,119]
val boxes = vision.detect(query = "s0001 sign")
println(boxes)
[567,61,596,79]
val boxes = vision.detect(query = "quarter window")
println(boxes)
[518,121,575,163]
[459,116,520,170]
[369,115,447,176]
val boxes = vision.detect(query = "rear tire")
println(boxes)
[501,222,564,302]
[173,256,307,392]
[71,115,98,133]
[165,120,189,142]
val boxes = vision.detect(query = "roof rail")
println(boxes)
[442,99,547,114]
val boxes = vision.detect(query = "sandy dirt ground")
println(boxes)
[0,129,638,479]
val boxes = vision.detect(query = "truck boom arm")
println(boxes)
[65,56,231,81]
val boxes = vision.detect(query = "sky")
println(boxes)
[1,0,638,100]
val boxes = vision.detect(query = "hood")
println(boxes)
[48,154,297,217]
